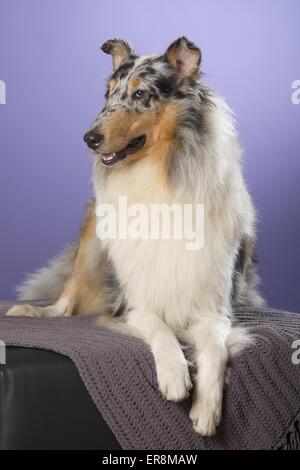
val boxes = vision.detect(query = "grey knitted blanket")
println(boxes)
[0,301,299,450]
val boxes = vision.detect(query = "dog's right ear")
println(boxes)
[101,39,135,71]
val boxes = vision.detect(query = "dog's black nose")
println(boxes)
[83,132,104,149]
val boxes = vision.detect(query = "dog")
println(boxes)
[7,37,265,436]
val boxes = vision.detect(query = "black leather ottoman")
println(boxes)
[0,347,120,450]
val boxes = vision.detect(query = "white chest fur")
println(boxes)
[94,159,238,330]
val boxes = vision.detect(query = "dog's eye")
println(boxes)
[162,86,171,94]
[134,89,145,99]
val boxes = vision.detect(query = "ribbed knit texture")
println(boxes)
[0,301,299,450]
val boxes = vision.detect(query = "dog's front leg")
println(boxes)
[127,309,192,402]
[187,316,231,436]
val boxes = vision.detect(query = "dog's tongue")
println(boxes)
[102,153,116,162]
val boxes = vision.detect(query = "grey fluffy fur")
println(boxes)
[16,243,77,302]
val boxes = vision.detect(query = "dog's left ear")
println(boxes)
[101,39,135,70]
[164,37,201,80]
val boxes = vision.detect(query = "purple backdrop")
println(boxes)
[0,0,299,311]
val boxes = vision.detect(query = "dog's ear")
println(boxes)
[101,39,135,70]
[164,37,201,80]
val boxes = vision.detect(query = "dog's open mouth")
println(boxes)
[101,135,146,166]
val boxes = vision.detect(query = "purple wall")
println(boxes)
[0,0,299,311]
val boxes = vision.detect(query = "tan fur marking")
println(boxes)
[127,77,140,93]
[101,101,180,186]
[108,78,116,93]
[57,202,105,316]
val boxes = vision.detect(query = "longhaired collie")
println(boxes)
[7,37,264,436]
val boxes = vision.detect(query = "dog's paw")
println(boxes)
[189,397,221,436]
[6,304,46,318]
[6,304,33,317]
[156,357,192,402]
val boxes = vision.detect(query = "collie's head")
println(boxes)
[85,37,214,183]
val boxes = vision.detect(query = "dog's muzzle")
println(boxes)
[101,135,146,166]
